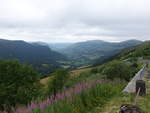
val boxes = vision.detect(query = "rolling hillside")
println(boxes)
[118,41,150,60]
[0,39,67,75]
[59,40,142,67]
[32,42,73,51]
[3,39,149,113]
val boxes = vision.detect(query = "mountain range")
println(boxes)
[54,40,142,67]
[0,39,143,74]
[0,39,67,75]
[32,42,73,51]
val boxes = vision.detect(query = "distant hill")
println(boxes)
[58,40,142,67]
[47,43,74,51]
[0,39,67,75]
[118,41,150,60]
[32,42,74,51]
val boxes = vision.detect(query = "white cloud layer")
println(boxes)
[0,0,150,42]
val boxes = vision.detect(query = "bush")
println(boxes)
[0,60,41,111]
[102,60,132,81]
[47,69,69,96]
[90,68,98,74]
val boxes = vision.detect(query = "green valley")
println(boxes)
[0,40,150,113]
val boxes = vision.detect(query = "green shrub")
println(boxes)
[90,68,98,74]
[0,60,42,111]
[47,69,69,96]
[102,60,132,81]
[64,71,92,88]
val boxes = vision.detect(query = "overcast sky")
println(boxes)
[0,0,150,42]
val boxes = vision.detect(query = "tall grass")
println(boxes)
[15,79,125,113]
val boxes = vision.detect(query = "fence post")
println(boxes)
[136,80,146,96]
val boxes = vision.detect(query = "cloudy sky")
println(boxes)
[0,0,150,42]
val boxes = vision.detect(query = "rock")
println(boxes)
[119,104,141,113]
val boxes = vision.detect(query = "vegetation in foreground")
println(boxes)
[15,59,141,113]
[94,64,150,113]
[0,41,150,113]
[15,80,125,113]
[0,60,42,112]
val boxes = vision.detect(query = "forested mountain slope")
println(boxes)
[118,41,150,60]
[59,40,142,67]
[0,39,67,75]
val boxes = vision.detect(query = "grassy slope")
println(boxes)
[29,80,125,113]
[40,41,150,85]
[30,65,150,113]
[40,67,92,84]
[38,41,150,113]
[93,42,150,113]
[92,64,150,113]
[118,41,150,60]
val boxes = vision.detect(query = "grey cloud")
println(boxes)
[0,0,150,42]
